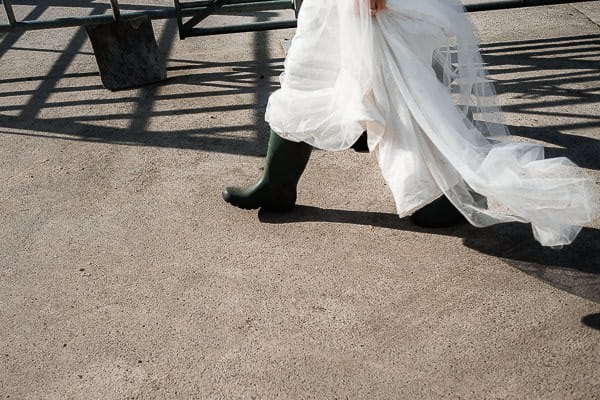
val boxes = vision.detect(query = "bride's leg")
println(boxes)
[408,46,467,228]
[351,131,369,153]
[222,129,312,211]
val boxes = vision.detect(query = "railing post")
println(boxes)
[109,0,121,21]
[2,0,17,26]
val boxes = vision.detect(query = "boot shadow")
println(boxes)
[258,204,472,235]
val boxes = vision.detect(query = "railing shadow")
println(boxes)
[1,9,598,160]
[481,34,600,170]
[0,5,284,157]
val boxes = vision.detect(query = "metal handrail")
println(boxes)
[174,0,296,38]
[0,0,596,33]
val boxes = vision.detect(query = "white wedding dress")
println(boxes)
[265,0,599,247]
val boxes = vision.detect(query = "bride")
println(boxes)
[222,0,599,247]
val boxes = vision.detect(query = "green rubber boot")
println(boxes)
[222,130,312,211]
[410,195,466,228]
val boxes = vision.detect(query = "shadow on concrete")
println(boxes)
[259,205,600,304]
[504,123,600,170]
[0,3,281,157]
[581,313,600,330]
[481,34,600,170]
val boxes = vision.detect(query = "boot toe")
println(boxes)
[222,186,261,210]
[221,187,242,207]
[222,185,296,211]
[222,187,237,204]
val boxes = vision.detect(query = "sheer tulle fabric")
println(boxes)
[265,0,599,247]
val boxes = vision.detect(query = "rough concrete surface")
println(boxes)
[1,1,599,399]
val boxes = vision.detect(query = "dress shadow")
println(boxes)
[258,205,600,304]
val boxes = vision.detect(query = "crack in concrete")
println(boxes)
[569,3,600,29]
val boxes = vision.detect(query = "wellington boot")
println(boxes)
[410,195,466,228]
[223,130,312,211]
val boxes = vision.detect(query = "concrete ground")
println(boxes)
[1,1,599,398]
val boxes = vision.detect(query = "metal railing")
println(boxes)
[0,0,596,34]
[173,0,300,38]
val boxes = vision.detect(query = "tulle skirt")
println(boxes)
[265,0,599,247]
